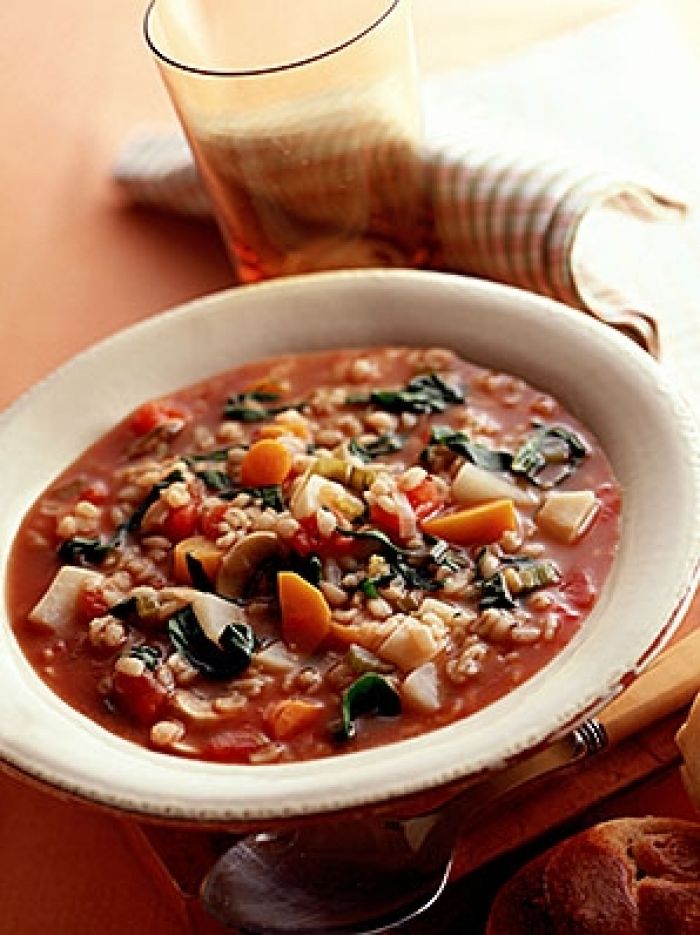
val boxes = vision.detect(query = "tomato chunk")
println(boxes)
[163,503,199,543]
[561,568,597,609]
[368,501,402,539]
[80,479,109,505]
[596,482,622,522]
[113,668,170,726]
[77,586,109,623]
[128,400,189,436]
[406,477,445,520]
[201,729,268,763]
[200,502,230,540]
[289,516,355,558]
[370,476,445,539]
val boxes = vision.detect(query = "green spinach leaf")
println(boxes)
[349,373,464,415]
[343,528,444,592]
[511,424,588,488]
[58,525,126,567]
[126,644,162,672]
[223,391,305,423]
[127,469,186,532]
[333,672,401,741]
[186,553,215,592]
[421,426,512,472]
[348,433,404,462]
[477,554,560,611]
[167,606,255,679]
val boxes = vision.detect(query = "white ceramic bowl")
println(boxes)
[1,270,698,824]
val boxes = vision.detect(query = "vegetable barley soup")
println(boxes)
[8,348,620,764]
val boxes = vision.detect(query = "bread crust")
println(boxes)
[485,849,555,935]
[486,818,700,935]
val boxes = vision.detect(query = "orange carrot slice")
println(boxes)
[243,378,288,396]
[421,498,517,546]
[256,424,290,441]
[327,621,385,653]
[266,698,325,740]
[278,571,332,654]
[172,536,223,585]
[240,438,293,487]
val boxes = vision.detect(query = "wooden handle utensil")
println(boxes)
[598,626,700,746]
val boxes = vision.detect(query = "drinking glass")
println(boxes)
[144,0,423,283]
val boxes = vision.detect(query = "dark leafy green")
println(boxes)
[110,596,138,621]
[183,447,236,464]
[223,390,282,422]
[501,555,560,591]
[511,424,588,488]
[247,486,285,512]
[194,469,231,492]
[59,469,187,566]
[167,606,256,679]
[333,673,402,741]
[186,553,214,592]
[478,571,517,611]
[477,554,561,611]
[426,537,463,572]
[223,391,306,423]
[288,553,323,587]
[359,577,383,599]
[127,469,186,532]
[343,528,447,592]
[348,374,464,415]
[126,645,162,672]
[57,528,124,566]
[421,426,512,473]
[194,471,285,511]
[348,433,404,462]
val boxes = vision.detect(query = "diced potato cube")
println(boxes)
[28,567,104,632]
[402,662,441,712]
[255,640,302,674]
[536,489,599,543]
[378,619,440,672]
[451,462,534,507]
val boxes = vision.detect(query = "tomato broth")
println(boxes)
[7,347,620,763]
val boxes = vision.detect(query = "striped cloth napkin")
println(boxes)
[113,123,683,358]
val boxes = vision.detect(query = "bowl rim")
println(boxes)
[1,268,698,824]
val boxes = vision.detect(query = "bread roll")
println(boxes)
[486,817,700,934]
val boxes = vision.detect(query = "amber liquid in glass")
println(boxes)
[149,0,423,282]
[188,96,423,281]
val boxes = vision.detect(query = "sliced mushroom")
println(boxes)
[171,690,219,722]
[216,531,285,599]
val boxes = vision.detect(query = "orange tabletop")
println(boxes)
[1,1,700,933]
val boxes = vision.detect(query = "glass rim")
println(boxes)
[143,0,402,78]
